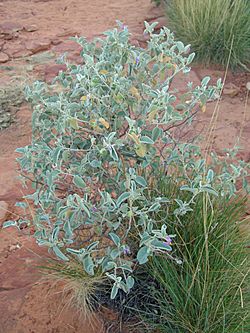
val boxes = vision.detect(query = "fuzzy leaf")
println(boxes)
[109,233,120,246]
[110,146,118,161]
[81,203,91,218]
[83,255,95,275]
[135,143,147,157]
[148,109,158,121]
[152,127,162,142]
[52,246,69,261]
[200,186,218,196]
[99,69,108,75]
[148,202,161,212]
[140,136,154,144]
[116,192,130,207]
[51,226,60,242]
[135,176,147,187]
[151,240,172,251]
[137,246,149,264]
[126,276,135,290]
[99,117,110,129]
[69,118,79,130]
[129,86,140,99]
[111,284,119,299]
[128,132,140,145]
[202,76,210,86]
[2,220,17,228]
[206,169,214,183]
[73,175,86,188]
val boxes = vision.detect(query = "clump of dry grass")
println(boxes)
[39,259,107,321]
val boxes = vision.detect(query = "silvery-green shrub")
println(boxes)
[5,22,249,298]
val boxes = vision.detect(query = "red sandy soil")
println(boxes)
[0,1,249,332]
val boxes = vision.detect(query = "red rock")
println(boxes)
[0,52,9,63]
[0,41,4,51]
[236,151,250,163]
[51,38,62,46]
[147,16,168,31]
[145,5,165,21]
[66,54,82,64]
[132,33,149,47]
[25,39,51,54]
[5,32,20,41]
[52,40,82,54]
[3,42,31,59]
[0,22,23,40]
[223,83,240,97]
[56,30,79,38]
[12,49,32,59]
[0,234,44,290]
[44,64,67,82]
[24,24,38,32]
[0,22,23,34]
[0,201,9,224]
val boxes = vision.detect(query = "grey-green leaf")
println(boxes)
[2,220,17,229]
[148,202,161,212]
[135,176,147,187]
[206,169,214,183]
[151,239,172,251]
[126,276,135,290]
[73,175,86,188]
[116,192,130,207]
[140,136,154,144]
[83,255,95,275]
[109,232,120,246]
[110,147,118,161]
[111,284,119,299]
[52,246,69,261]
[152,127,162,142]
[137,246,149,264]
[202,76,210,86]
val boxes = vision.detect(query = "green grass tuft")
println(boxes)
[165,0,250,69]
[143,178,250,332]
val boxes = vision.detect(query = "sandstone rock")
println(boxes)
[13,49,32,59]
[25,39,51,54]
[147,16,168,31]
[44,64,67,82]
[52,40,82,54]
[56,30,79,38]
[3,32,19,41]
[65,54,82,64]
[0,22,23,34]
[24,24,38,32]
[236,151,250,163]
[132,33,149,47]
[223,83,240,97]
[28,50,55,65]
[9,244,21,252]
[51,38,62,46]
[0,112,12,129]
[0,201,8,224]
[0,40,5,50]
[0,52,9,63]
[0,22,23,40]
[145,5,165,21]
[0,237,43,290]
[3,42,31,59]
